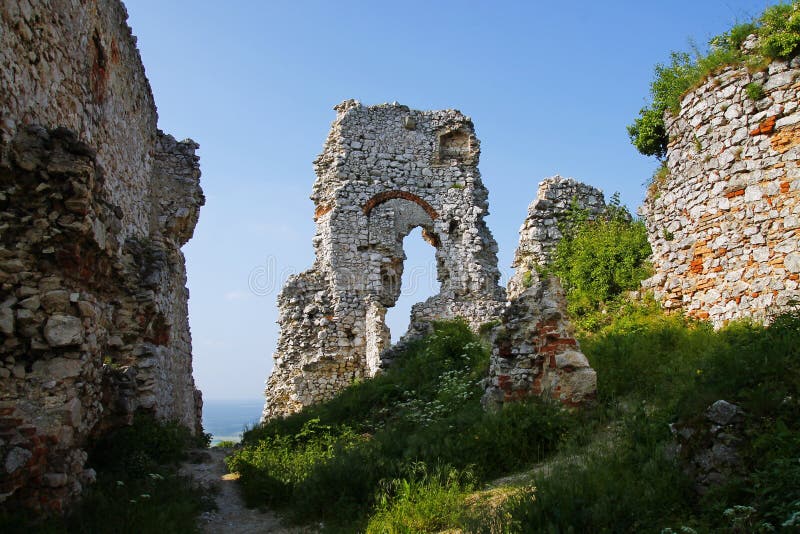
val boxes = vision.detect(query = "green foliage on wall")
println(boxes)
[628,1,800,160]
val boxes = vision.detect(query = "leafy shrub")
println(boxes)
[628,1,800,160]
[225,418,362,507]
[759,1,800,59]
[548,194,652,321]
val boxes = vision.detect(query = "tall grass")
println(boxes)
[501,305,800,532]
[231,306,800,532]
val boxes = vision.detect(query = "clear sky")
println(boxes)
[125,0,779,401]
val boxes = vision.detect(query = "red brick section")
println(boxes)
[314,204,332,220]
[362,190,439,219]
[749,115,777,136]
[726,188,745,198]
[771,123,800,153]
[499,317,585,405]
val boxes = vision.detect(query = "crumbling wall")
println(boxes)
[264,101,506,419]
[507,176,605,299]
[642,58,800,326]
[0,0,203,513]
[483,177,598,409]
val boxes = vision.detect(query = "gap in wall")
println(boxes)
[384,227,440,342]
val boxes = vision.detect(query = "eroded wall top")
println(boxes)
[1,0,158,238]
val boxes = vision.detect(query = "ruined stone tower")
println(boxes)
[1,0,203,512]
[263,101,506,419]
[483,177,599,410]
[642,57,800,326]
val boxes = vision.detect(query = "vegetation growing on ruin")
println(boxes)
[227,320,572,530]
[505,306,800,532]
[0,415,212,534]
[226,200,800,532]
[628,0,800,159]
[547,194,652,328]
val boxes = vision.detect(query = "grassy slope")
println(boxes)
[230,305,800,533]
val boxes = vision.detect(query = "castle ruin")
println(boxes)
[642,56,800,326]
[263,101,507,418]
[1,0,203,512]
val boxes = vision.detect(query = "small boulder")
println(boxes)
[43,314,83,346]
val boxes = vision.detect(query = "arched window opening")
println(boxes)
[383,227,440,342]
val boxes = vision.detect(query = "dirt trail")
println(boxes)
[180,448,307,534]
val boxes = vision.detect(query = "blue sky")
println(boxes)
[125,0,779,400]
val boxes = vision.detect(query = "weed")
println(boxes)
[746,81,765,100]
[693,134,703,153]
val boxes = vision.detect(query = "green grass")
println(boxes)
[366,464,475,533]
[228,319,573,529]
[230,305,800,532]
[499,305,800,533]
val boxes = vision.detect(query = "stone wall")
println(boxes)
[642,57,800,326]
[0,0,203,513]
[483,177,599,409]
[264,100,506,419]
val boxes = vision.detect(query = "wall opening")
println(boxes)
[384,227,440,342]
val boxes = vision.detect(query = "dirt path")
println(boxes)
[180,448,307,534]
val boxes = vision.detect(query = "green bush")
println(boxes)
[759,2,800,59]
[225,418,362,507]
[548,194,652,322]
[629,1,800,160]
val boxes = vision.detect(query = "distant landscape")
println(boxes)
[202,399,263,445]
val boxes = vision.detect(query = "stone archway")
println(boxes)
[263,101,506,419]
[362,196,443,371]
